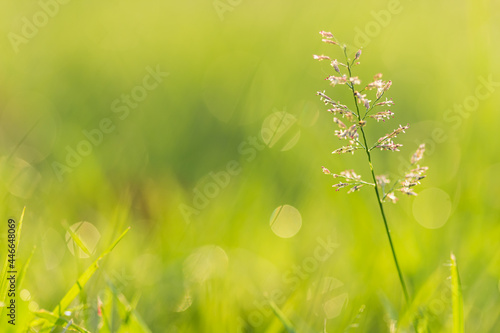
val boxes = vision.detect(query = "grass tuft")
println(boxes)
[30,226,131,331]
[450,252,464,333]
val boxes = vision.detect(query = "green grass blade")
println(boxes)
[13,207,25,252]
[64,222,92,257]
[51,227,130,316]
[450,252,464,333]
[268,300,296,333]
[105,278,152,333]
[17,246,36,290]
[34,310,91,333]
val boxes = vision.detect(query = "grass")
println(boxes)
[0,208,137,332]
[1,1,499,331]
[315,34,427,316]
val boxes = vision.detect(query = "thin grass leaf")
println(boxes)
[51,227,130,316]
[105,278,152,333]
[30,228,130,330]
[0,207,25,315]
[268,300,296,333]
[64,221,92,257]
[6,120,40,161]
[17,246,36,290]
[450,252,464,333]
[34,310,91,333]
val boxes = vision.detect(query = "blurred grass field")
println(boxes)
[1,0,500,331]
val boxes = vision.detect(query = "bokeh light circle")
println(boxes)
[413,188,452,229]
[306,277,348,319]
[323,292,348,319]
[28,301,39,312]
[183,245,228,284]
[269,205,302,238]
[65,221,101,258]
[20,289,31,301]
[0,157,41,199]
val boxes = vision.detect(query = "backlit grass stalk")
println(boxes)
[314,31,428,304]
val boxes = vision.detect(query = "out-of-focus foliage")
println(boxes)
[0,0,499,331]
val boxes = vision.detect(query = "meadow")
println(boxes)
[1,0,500,332]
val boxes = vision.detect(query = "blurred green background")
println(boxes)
[1,0,500,331]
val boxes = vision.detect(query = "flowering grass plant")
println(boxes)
[314,31,428,305]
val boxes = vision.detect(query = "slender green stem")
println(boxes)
[355,139,366,149]
[365,154,410,304]
[382,180,399,201]
[332,174,375,187]
[343,48,410,304]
